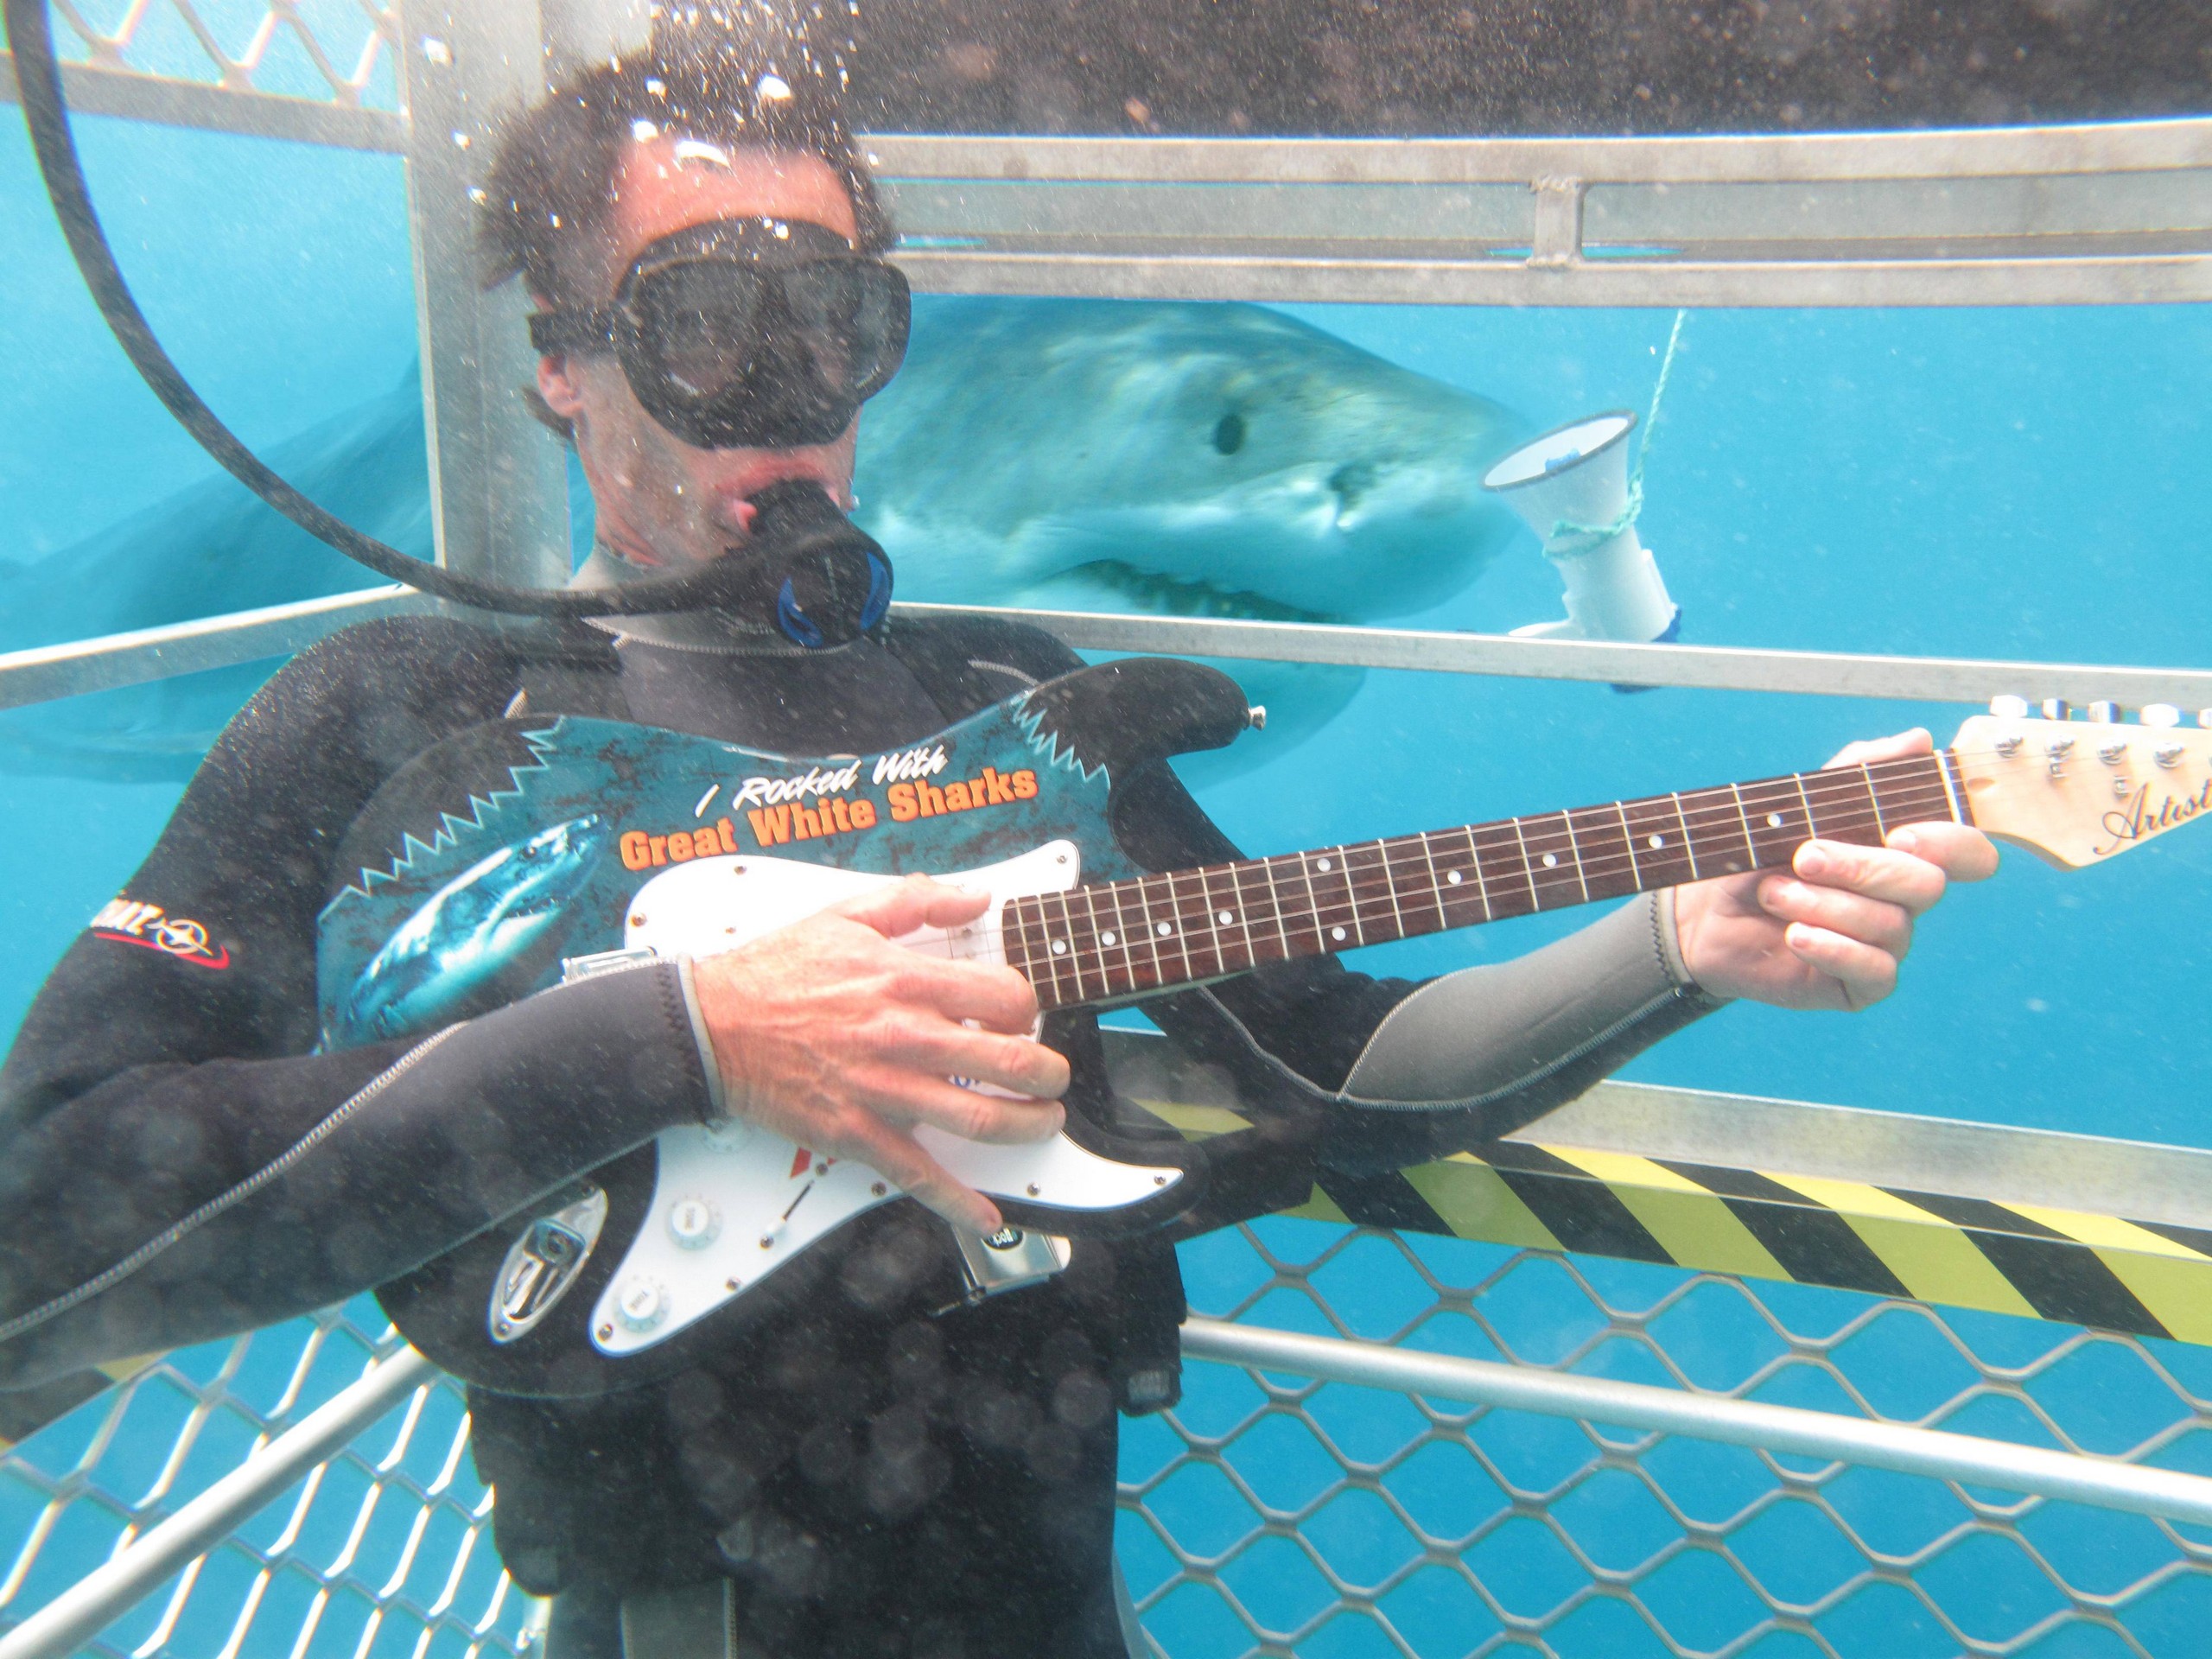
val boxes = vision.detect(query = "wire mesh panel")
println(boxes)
[1120,1219,2212,1659]
[49,0,401,109]
[0,1296,530,1659]
[8,1236,2212,1656]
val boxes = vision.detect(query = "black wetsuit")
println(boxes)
[0,610,1712,1656]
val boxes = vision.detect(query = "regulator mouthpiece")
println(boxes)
[723,480,893,648]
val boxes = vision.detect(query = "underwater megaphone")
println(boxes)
[1484,410,1681,645]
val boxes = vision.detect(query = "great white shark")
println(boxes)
[0,298,1524,783]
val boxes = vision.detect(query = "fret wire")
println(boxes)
[1082,885,1122,1000]
[1253,853,1291,959]
[1052,889,1089,1003]
[1388,832,1445,936]
[1669,792,1700,880]
[1004,899,1039,1002]
[1336,845,1364,946]
[1508,817,1541,911]
[1860,765,1888,838]
[1413,830,1449,934]
[1221,861,1260,967]
[1129,873,1168,990]
[1200,865,1241,976]
[1166,868,1201,981]
[1615,800,1644,891]
[1030,897,1069,1007]
[1440,825,1489,923]
[1110,879,1154,993]
[1726,782,1758,872]
[1561,810,1591,904]
[1370,838,1408,940]
[1294,849,1328,951]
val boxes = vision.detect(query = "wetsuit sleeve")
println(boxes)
[0,620,718,1389]
[1108,760,1724,1176]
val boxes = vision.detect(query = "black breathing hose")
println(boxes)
[2,0,857,621]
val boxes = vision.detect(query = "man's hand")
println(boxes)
[689,875,1070,1233]
[1673,729,2000,1010]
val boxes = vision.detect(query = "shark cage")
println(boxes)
[3,0,2212,1655]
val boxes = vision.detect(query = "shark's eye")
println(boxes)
[1211,411,1246,455]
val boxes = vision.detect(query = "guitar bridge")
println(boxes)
[488,1188,608,1344]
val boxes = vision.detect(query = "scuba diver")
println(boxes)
[0,15,1994,1658]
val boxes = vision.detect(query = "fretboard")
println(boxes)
[1001,751,1968,1013]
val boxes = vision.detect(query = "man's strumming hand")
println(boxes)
[1672,728,2000,1011]
[689,875,1069,1233]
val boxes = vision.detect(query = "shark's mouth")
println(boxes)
[1057,559,1339,626]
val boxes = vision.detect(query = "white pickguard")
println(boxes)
[586,839,1188,1356]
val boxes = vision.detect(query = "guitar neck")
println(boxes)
[1001,750,1968,1012]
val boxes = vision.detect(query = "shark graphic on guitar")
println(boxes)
[319,658,2211,1396]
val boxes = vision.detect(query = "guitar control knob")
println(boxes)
[616,1276,668,1332]
[1989,695,2031,719]
[2097,740,2127,766]
[2042,698,2072,722]
[2156,741,2187,769]
[2144,704,2183,728]
[2088,700,2121,724]
[668,1198,721,1249]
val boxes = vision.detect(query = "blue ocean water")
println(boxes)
[4,108,2211,1655]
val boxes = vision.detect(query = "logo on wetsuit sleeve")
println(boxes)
[89,898,231,969]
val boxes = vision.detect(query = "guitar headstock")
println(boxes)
[1950,697,2212,869]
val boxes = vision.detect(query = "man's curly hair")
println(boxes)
[481,14,893,307]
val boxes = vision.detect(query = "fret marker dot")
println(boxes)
[1331,926,1346,942]
[1217,910,1233,925]
[1648,834,1665,849]
[1101,931,1116,946]
[1446,870,1463,885]
[1541,852,1559,868]
[1050,939,1066,955]
[1317,857,1332,872]
[1156,922,1173,937]
[1766,812,1784,829]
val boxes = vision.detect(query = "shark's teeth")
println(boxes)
[1058,559,1336,626]
[339,723,563,899]
[1011,696,1109,786]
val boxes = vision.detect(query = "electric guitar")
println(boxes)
[321,659,2212,1395]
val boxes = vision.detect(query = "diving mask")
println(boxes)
[529,217,911,450]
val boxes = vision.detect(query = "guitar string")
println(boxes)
[1000,756,1963,993]
[1002,763,1960,984]
[933,753,1960,976]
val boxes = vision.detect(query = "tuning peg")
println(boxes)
[1989,695,2031,719]
[2088,700,2120,723]
[2199,709,2212,730]
[1247,705,1268,730]
[2097,738,2127,765]
[2144,703,2182,728]
[2157,741,2187,769]
[2041,697,2072,722]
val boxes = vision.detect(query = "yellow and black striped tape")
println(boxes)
[10,1115,2206,1452]
[1138,1101,2212,1346]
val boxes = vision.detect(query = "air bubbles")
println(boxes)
[632,118,660,142]
[420,35,451,65]
[757,72,793,102]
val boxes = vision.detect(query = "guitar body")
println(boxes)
[319,658,1254,1395]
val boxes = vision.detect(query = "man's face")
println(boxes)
[537,137,863,570]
